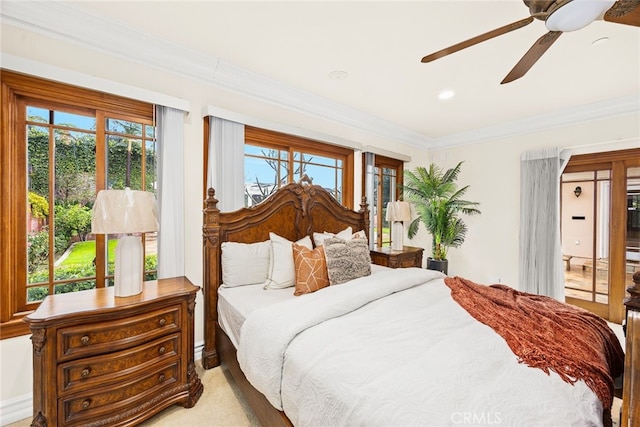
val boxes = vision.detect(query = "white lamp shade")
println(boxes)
[92,188,159,234]
[385,201,412,223]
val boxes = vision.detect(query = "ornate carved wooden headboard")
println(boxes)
[201,179,369,368]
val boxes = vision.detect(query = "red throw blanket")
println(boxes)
[444,276,625,410]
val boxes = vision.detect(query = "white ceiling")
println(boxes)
[2,1,639,149]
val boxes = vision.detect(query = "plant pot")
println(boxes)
[427,257,448,275]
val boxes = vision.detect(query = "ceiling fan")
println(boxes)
[421,0,640,84]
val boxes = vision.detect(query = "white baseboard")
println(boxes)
[0,342,206,426]
[0,392,32,426]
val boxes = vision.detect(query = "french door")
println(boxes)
[561,148,640,323]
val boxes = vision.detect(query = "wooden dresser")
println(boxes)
[24,276,203,427]
[370,246,424,268]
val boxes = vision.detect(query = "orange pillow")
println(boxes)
[292,243,329,296]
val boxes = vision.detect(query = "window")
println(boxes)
[243,126,354,208]
[1,71,156,339]
[363,154,404,248]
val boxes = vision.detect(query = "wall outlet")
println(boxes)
[574,240,580,245]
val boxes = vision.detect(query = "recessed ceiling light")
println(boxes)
[592,37,609,46]
[328,70,349,80]
[438,89,455,101]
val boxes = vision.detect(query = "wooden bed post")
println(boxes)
[359,196,370,242]
[622,270,640,425]
[202,188,221,369]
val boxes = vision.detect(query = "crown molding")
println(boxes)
[203,105,364,151]
[0,0,430,149]
[430,94,640,149]
[1,54,191,112]
[2,1,637,151]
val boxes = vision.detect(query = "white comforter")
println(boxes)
[238,268,604,427]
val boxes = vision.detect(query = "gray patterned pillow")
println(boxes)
[323,236,371,285]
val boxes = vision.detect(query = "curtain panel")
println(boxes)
[519,147,570,300]
[207,116,245,211]
[364,152,375,249]
[156,106,185,279]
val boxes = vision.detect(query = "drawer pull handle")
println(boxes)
[159,346,166,355]
[158,318,166,327]
[81,367,91,378]
[82,399,91,410]
[158,374,166,383]
[80,335,90,345]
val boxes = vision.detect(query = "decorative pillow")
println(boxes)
[312,226,353,247]
[292,243,329,296]
[324,236,371,285]
[351,230,367,240]
[221,240,271,287]
[264,232,313,289]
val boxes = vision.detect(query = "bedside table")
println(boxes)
[370,246,424,268]
[24,276,203,427]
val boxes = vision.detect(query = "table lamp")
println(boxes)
[91,188,158,297]
[386,201,411,251]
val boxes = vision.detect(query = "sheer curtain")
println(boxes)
[519,147,571,300]
[364,152,375,249]
[206,116,245,211]
[156,106,185,279]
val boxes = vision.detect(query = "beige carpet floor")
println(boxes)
[7,362,259,427]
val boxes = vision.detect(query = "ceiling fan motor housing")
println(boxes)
[524,0,570,20]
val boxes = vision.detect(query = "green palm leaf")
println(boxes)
[402,161,480,261]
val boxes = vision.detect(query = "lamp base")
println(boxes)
[391,221,404,251]
[114,235,144,297]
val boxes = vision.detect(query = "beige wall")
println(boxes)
[561,180,596,260]
[0,23,432,417]
[2,19,639,423]
[428,117,639,287]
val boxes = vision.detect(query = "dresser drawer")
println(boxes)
[370,246,423,269]
[59,361,180,426]
[57,306,181,361]
[59,333,180,395]
[395,254,421,268]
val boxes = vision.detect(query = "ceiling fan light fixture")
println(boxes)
[545,0,616,32]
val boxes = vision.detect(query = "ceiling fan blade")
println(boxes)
[501,31,562,84]
[421,17,534,63]
[604,0,640,27]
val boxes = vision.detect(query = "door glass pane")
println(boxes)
[373,168,380,245]
[380,168,396,247]
[627,167,640,284]
[562,171,610,304]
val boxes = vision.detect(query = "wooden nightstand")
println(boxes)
[370,246,424,268]
[24,276,203,427]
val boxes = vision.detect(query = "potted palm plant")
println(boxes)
[403,161,480,274]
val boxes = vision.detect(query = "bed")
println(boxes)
[201,179,638,427]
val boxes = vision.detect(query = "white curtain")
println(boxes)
[206,117,245,211]
[364,152,375,249]
[519,147,571,300]
[156,106,185,279]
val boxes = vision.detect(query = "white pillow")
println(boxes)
[221,240,271,287]
[312,226,353,247]
[264,232,313,289]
